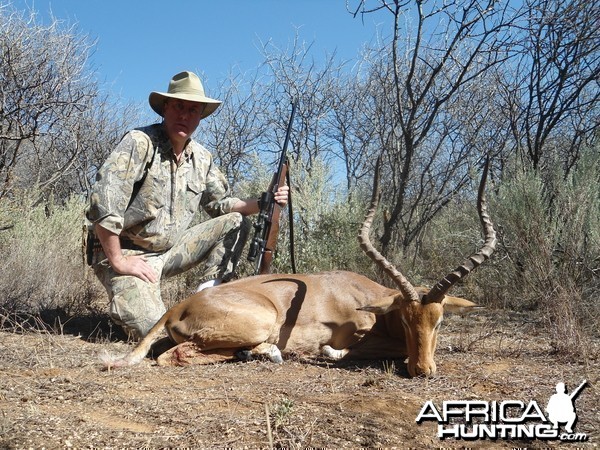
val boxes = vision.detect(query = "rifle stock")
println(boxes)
[256,162,288,273]
[248,100,297,274]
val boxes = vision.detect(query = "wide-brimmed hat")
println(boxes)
[149,71,221,119]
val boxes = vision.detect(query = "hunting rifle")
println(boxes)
[248,100,297,275]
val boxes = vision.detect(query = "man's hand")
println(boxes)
[274,184,289,207]
[233,183,290,216]
[95,225,158,283]
[111,254,159,283]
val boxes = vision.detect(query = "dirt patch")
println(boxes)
[0,310,597,449]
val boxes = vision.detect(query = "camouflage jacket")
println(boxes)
[85,123,240,252]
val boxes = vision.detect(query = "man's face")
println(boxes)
[162,99,204,146]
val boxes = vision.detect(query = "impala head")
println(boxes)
[359,156,496,377]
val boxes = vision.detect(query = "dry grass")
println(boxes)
[0,309,598,449]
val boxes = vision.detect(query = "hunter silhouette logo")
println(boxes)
[416,379,589,442]
[546,380,587,434]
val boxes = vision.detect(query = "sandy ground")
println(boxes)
[0,309,598,449]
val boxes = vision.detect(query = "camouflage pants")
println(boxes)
[94,212,250,339]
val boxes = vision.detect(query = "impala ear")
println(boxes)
[442,295,483,314]
[357,295,401,315]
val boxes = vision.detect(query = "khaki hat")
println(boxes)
[149,71,221,119]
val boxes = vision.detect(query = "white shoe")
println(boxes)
[196,278,222,292]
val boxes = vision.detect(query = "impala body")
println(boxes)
[104,270,476,377]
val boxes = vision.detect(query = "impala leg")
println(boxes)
[321,345,349,360]
[321,333,407,366]
[237,343,283,363]
[156,342,236,366]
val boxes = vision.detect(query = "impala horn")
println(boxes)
[358,154,421,303]
[424,157,497,304]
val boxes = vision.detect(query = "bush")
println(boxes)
[274,161,374,276]
[486,151,600,355]
[0,190,102,318]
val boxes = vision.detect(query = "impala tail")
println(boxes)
[99,312,170,369]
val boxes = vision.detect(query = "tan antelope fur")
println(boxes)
[102,159,496,377]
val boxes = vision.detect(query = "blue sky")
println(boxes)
[14,0,391,106]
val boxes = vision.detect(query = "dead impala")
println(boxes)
[102,160,496,377]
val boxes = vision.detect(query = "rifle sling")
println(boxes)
[287,169,297,274]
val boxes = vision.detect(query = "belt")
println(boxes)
[120,238,148,251]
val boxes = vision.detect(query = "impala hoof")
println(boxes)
[236,350,253,361]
